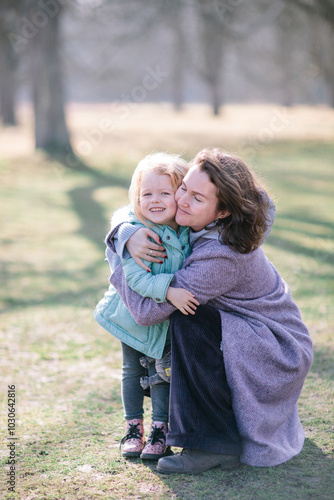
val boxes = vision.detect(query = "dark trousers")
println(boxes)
[166,305,242,455]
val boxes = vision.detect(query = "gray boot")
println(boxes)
[156,449,240,474]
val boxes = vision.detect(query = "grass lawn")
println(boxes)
[0,103,333,499]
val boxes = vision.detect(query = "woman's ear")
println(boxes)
[218,210,231,219]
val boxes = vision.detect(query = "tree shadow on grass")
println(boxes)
[68,183,110,252]
[309,344,334,380]
[0,153,132,313]
[47,149,130,187]
[266,210,334,264]
[0,261,107,313]
[267,233,334,264]
[67,177,130,253]
[47,151,131,253]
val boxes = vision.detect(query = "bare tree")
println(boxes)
[286,0,334,106]
[162,0,188,111]
[192,0,228,115]
[27,0,71,152]
[289,0,334,26]
[274,4,311,106]
[0,2,21,125]
[310,16,334,106]
[191,0,285,115]
[3,0,72,153]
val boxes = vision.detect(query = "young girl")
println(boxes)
[94,153,198,460]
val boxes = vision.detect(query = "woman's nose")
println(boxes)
[178,193,189,206]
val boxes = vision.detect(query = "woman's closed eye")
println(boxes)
[180,184,202,202]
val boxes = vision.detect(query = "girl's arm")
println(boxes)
[105,226,198,313]
[118,256,198,314]
[165,286,199,315]
[111,263,176,326]
[121,256,173,303]
[109,247,239,326]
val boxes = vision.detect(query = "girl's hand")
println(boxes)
[126,228,167,271]
[166,287,199,315]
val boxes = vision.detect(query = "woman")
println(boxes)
[107,149,313,474]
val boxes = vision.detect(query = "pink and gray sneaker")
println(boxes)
[140,421,172,460]
[120,419,145,458]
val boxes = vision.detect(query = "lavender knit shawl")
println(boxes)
[110,237,313,466]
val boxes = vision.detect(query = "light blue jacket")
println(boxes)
[94,215,190,359]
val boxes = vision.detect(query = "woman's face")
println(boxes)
[175,165,225,231]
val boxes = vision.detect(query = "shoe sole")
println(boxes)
[122,452,142,458]
[140,447,173,461]
[156,458,240,474]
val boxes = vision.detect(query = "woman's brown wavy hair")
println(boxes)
[194,149,271,254]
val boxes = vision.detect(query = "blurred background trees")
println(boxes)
[0,0,22,125]
[0,0,333,154]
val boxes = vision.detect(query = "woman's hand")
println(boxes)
[126,228,167,271]
[166,287,199,315]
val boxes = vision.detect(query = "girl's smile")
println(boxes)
[140,172,178,230]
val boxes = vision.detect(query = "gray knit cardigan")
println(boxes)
[109,233,313,467]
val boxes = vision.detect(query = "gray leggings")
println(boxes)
[121,342,170,422]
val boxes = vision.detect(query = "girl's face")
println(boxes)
[140,171,178,230]
[175,165,226,231]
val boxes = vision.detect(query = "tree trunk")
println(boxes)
[30,3,71,152]
[197,1,224,116]
[212,83,221,116]
[0,31,17,125]
[205,35,224,116]
[329,83,334,108]
[310,15,334,108]
[171,2,185,111]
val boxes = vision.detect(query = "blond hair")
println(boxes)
[129,152,188,223]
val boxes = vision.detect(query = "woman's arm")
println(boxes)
[122,258,198,313]
[106,204,166,269]
[107,223,166,271]
[106,222,138,260]
[122,257,174,303]
[110,264,176,326]
[110,245,239,326]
